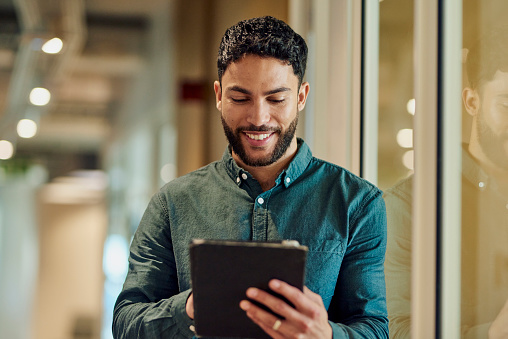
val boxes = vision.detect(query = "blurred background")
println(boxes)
[0,0,495,338]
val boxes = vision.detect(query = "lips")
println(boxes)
[242,131,276,147]
[245,132,272,140]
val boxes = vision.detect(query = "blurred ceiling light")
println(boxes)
[402,150,415,170]
[42,37,63,54]
[17,119,38,138]
[160,163,176,183]
[396,128,413,148]
[0,140,14,160]
[29,87,51,106]
[406,98,416,115]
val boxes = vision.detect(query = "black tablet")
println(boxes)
[189,239,308,339]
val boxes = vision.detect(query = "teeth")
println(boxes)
[246,133,271,140]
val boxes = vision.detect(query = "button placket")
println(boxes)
[252,193,269,241]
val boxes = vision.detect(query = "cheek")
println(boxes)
[490,107,508,130]
[223,115,236,126]
[481,103,506,130]
[277,104,298,121]
[221,106,238,122]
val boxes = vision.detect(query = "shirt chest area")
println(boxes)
[172,185,346,249]
[171,187,346,298]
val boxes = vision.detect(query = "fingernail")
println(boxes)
[239,300,250,310]
[270,279,281,289]
[246,288,258,297]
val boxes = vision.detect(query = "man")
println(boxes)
[113,16,388,338]
[384,25,508,338]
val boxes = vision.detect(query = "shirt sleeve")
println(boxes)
[328,189,389,338]
[112,193,196,339]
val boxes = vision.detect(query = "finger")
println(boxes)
[245,286,322,335]
[246,286,306,323]
[240,299,297,338]
[303,286,325,305]
[269,280,323,314]
[186,293,194,319]
[256,320,286,339]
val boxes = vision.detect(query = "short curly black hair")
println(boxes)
[466,24,508,90]
[217,16,308,86]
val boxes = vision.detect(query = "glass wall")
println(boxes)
[380,0,508,338]
[457,1,508,337]
[378,0,415,337]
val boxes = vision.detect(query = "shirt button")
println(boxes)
[257,197,264,204]
[478,181,485,189]
[286,177,291,183]
[242,173,248,180]
[189,324,195,332]
[236,177,240,183]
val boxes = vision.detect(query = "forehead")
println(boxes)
[222,55,298,88]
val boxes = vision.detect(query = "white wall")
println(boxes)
[0,177,39,339]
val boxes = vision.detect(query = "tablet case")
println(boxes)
[189,239,308,339]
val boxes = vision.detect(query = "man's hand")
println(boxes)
[239,279,332,338]
[186,293,194,319]
[489,298,508,339]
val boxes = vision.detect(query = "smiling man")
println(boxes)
[113,16,388,339]
[216,54,307,190]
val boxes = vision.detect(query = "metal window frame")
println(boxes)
[360,0,379,185]
[413,0,462,338]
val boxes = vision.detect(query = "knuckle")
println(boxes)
[273,300,288,313]
[307,305,321,320]
[295,318,312,332]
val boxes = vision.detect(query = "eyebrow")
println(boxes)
[226,86,292,96]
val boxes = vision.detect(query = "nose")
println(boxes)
[246,101,271,126]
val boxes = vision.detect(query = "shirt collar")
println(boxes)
[221,138,313,188]
[280,138,313,188]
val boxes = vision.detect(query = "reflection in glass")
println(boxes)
[458,20,508,338]
[382,1,508,338]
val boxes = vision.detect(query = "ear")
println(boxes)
[214,81,222,111]
[297,82,310,111]
[462,87,480,117]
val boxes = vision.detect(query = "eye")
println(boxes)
[231,98,249,103]
[268,98,285,103]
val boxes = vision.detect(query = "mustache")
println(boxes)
[236,125,281,133]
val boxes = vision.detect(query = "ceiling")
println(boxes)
[1,0,491,184]
[0,0,166,178]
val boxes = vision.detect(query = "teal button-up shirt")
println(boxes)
[113,139,388,338]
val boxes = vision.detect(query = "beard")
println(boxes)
[221,114,298,167]
[476,108,508,170]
